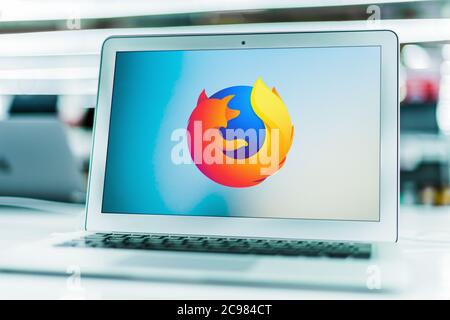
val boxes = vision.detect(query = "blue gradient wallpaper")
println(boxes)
[102,46,381,221]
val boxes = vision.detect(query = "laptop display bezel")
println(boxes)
[86,30,398,242]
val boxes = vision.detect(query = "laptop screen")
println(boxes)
[102,45,381,221]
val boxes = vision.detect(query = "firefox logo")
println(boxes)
[187,78,294,188]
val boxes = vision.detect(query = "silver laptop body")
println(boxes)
[0,31,403,291]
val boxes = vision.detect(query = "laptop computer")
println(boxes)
[0,118,85,203]
[0,31,402,290]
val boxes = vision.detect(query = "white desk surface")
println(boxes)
[0,204,449,299]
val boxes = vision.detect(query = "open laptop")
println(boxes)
[0,118,85,203]
[0,31,402,290]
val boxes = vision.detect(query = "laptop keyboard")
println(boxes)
[57,233,372,259]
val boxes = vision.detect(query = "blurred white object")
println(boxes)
[0,18,448,95]
[437,44,450,135]
[0,19,447,57]
[0,197,84,214]
[0,0,433,21]
[402,44,431,70]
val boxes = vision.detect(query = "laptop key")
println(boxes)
[105,238,126,245]
[85,234,108,239]
[353,245,372,259]
[126,237,146,244]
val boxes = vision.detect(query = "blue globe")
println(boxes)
[211,86,266,159]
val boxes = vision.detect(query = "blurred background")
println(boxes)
[0,0,449,206]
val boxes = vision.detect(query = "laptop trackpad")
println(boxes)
[120,253,256,271]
